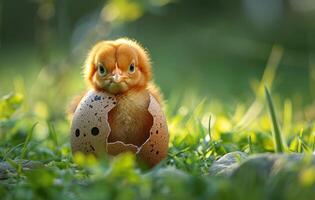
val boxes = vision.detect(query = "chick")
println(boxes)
[70,38,163,147]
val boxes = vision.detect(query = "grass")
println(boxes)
[0,48,315,200]
[265,86,285,153]
[0,83,315,200]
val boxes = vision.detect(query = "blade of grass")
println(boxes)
[298,128,303,153]
[208,114,212,141]
[248,135,252,154]
[265,86,285,153]
[18,122,37,174]
[21,122,38,159]
[47,121,58,147]
[2,142,24,161]
[5,157,19,171]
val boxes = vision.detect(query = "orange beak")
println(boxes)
[111,64,122,83]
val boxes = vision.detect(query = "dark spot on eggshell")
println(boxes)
[156,151,159,155]
[75,129,80,137]
[95,113,97,116]
[84,134,86,137]
[91,127,99,136]
[94,95,101,101]
[156,130,159,134]
[90,145,96,151]
[89,105,93,108]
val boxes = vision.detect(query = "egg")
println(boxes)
[70,90,169,167]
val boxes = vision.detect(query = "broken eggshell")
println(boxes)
[70,90,169,167]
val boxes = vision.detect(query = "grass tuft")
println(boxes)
[265,86,285,153]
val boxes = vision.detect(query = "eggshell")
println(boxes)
[70,90,169,167]
[70,90,116,157]
[137,95,169,167]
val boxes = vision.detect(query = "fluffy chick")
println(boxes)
[71,38,163,147]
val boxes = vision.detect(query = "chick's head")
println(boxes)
[84,38,152,94]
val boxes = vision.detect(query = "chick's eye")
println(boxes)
[97,63,107,76]
[128,63,136,74]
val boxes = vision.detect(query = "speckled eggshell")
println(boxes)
[136,94,169,167]
[71,90,169,168]
[70,90,116,156]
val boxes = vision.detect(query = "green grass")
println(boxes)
[0,79,315,200]
[0,46,315,200]
[265,86,285,153]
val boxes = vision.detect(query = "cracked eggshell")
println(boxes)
[70,90,169,167]
[70,90,116,156]
[136,94,169,167]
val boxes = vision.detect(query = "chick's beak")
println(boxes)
[111,67,122,83]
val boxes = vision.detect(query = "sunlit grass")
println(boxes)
[265,86,285,153]
[0,45,315,199]
[1,81,315,199]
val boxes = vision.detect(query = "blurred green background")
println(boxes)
[1,0,315,116]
